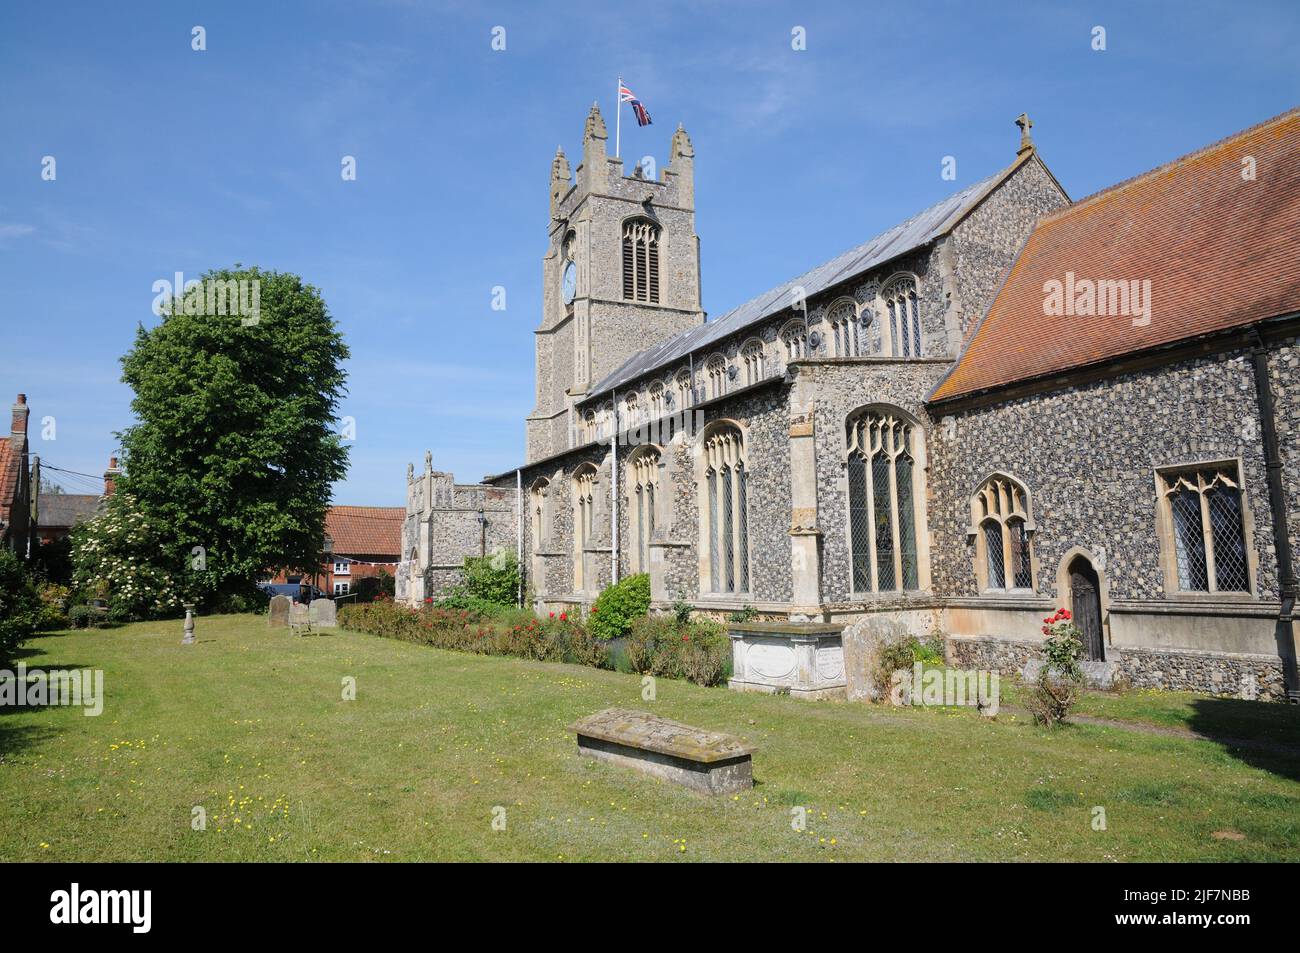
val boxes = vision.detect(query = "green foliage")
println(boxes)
[36,583,71,631]
[114,267,349,609]
[726,605,759,624]
[625,614,730,686]
[29,536,72,585]
[354,570,396,603]
[1041,608,1085,681]
[671,599,693,626]
[68,605,110,630]
[0,550,42,662]
[434,593,511,618]
[70,493,185,620]
[588,573,651,641]
[456,550,520,607]
[338,601,609,670]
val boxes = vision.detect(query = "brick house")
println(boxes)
[32,456,120,544]
[0,394,33,555]
[271,506,404,599]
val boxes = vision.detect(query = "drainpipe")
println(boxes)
[516,468,523,609]
[611,388,620,586]
[1250,329,1299,702]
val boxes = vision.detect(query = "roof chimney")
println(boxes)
[10,394,28,452]
[103,455,121,497]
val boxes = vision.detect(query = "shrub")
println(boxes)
[0,550,42,662]
[625,614,728,686]
[726,605,759,624]
[672,599,693,626]
[70,493,185,620]
[337,601,611,672]
[873,635,918,700]
[35,582,71,631]
[433,593,510,619]
[460,550,520,606]
[587,573,651,641]
[1028,607,1086,726]
[68,605,110,630]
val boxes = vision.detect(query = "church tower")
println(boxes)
[526,104,704,462]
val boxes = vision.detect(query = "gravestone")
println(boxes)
[288,602,310,635]
[309,597,337,628]
[570,708,755,795]
[268,595,291,627]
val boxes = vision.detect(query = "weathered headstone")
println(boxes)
[288,602,310,635]
[309,597,337,628]
[268,595,291,627]
[570,708,755,795]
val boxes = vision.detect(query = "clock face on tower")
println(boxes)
[561,260,577,304]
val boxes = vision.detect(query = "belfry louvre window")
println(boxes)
[881,276,921,358]
[1160,464,1250,593]
[622,219,660,303]
[847,410,920,593]
[972,476,1034,591]
[628,449,660,574]
[702,426,750,594]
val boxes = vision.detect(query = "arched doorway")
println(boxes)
[1067,556,1104,661]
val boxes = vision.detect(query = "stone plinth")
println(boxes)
[570,708,755,795]
[728,622,846,700]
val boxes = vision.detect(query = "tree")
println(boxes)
[0,549,41,664]
[109,267,349,609]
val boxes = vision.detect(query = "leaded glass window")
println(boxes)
[970,476,1035,592]
[827,300,863,357]
[881,276,921,358]
[628,449,661,574]
[846,410,922,594]
[702,426,749,594]
[1161,465,1250,593]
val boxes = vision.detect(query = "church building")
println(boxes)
[400,104,1300,702]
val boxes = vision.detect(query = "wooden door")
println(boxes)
[1069,557,1104,661]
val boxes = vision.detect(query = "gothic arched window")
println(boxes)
[674,369,693,408]
[705,354,727,400]
[971,475,1035,591]
[627,447,661,574]
[622,218,660,303]
[881,275,921,359]
[780,320,808,363]
[701,425,750,594]
[846,408,923,593]
[530,478,551,547]
[648,380,665,419]
[1158,464,1250,593]
[573,464,598,593]
[827,298,864,357]
[741,339,765,385]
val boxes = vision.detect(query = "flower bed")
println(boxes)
[337,601,731,686]
[338,601,610,669]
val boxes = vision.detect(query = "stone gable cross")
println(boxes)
[1015,113,1034,154]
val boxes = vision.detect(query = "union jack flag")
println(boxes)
[619,82,653,127]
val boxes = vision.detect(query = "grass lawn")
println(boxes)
[2,614,1298,862]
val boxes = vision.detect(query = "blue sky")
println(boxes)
[1,0,1296,504]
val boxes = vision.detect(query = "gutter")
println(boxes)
[1249,329,1300,702]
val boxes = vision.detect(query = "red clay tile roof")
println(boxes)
[324,505,404,558]
[931,107,1300,403]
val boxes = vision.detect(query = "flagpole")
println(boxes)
[615,75,622,159]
